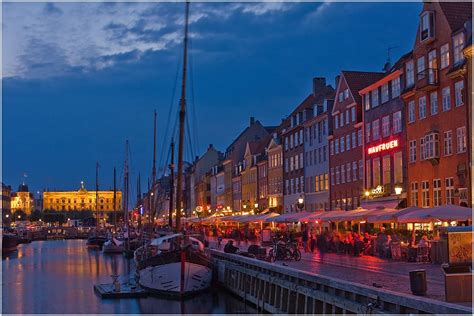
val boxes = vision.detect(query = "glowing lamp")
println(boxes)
[364,191,370,197]
[394,186,403,195]
[298,197,304,204]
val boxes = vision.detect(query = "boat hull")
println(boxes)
[139,262,212,297]
[2,234,18,253]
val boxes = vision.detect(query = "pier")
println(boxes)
[211,249,472,314]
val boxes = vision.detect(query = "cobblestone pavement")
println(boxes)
[207,238,448,302]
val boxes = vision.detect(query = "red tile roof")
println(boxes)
[342,71,385,104]
[439,1,472,32]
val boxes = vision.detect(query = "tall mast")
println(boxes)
[95,162,99,228]
[113,167,117,232]
[175,1,190,232]
[124,140,129,232]
[169,138,175,227]
[151,110,157,222]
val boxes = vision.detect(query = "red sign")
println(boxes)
[368,139,399,155]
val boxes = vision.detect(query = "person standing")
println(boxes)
[302,226,309,253]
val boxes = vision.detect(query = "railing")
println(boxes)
[416,68,439,91]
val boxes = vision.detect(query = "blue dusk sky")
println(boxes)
[3,1,422,199]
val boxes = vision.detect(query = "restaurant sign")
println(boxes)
[368,139,399,155]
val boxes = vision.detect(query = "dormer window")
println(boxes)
[453,32,465,64]
[420,11,435,42]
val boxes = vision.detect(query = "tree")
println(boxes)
[13,210,27,221]
[29,209,43,222]
[43,211,66,225]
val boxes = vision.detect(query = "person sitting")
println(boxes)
[224,240,239,254]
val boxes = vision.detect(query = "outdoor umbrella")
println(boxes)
[397,205,472,223]
[367,206,422,223]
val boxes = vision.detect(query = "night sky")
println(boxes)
[3,1,421,200]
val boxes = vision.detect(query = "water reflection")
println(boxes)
[2,240,255,314]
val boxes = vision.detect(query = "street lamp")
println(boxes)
[297,196,304,211]
[5,214,9,218]
[364,190,370,198]
[395,186,403,208]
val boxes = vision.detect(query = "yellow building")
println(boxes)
[11,184,34,215]
[43,182,122,212]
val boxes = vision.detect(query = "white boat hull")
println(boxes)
[139,262,212,296]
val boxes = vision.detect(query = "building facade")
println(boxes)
[303,78,334,212]
[11,184,35,215]
[402,2,472,208]
[360,55,410,210]
[267,135,284,213]
[43,182,122,212]
[329,71,384,211]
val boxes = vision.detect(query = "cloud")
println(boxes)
[3,2,295,79]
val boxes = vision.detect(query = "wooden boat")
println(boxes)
[86,231,107,249]
[102,237,124,254]
[2,232,19,253]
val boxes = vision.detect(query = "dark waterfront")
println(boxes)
[2,240,255,314]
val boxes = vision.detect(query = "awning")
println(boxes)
[397,205,472,223]
[367,206,421,223]
[361,198,400,211]
[317,209,373,222]
[237,212,280,223]
[267,211,319,223]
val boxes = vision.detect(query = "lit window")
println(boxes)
[445,178,454,204]
[394,151,403,184]
[455,81,464,107]
[433,179,441,207]
[422,181,430,208]
[382,155,391,185]
[373,158,380,186]
[453,33,465,64]
[440,44,450,69]
[411,182,419,207]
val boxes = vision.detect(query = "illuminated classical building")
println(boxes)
[11,184,35,215]
[43,182,122,212]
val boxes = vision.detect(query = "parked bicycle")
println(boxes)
[268,238,301,262]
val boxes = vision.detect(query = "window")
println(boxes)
[344,89,349,99]
[365,160,371,189]
[334,116,339,129]
[340,137,345,153]
[409,140,417,162]
[393,111,402,133]
[365,123,371,143]
[457,126,467,153]
[346,163,351,182]
[382,116,390,138]
[323,146,327,161]
[420,11,434,41]
[351,107,356,122]
[381,83,389,103]
[444,131,453,156]
[428,49,437,84]
[411,182,419,207]
[372,119,380,140]
[392,77,400,98]
[422,132,440,160]
[445,177,454,204]
[408,100,415,123]
[359,160,363,180]
[330,141,334,156]
[352,132,356,149]
[330,168,334,186]
[419,96,427,119]
[453,33,465,64]
[336,166,340,184]
[290,134,294,148]
[335,138,339,154]
[373,158,381,186]
[417,56,426,80]
[324,174,328,190]
[455,81,464,107]
[433,179,441,207]
[345,110,349,125]
[442,87,451,111]
[430,91,438,115]
[340,113,344,127]
[364,94,371,110]
[339,92,343,102]
[406,60,414,87]
[422,181,430,207]
[346,134,351,151]
[299,130,303,145]
[394,151,403,184]
[341,165,345,183]
[383,155,391,185]
[290,157,294,171]
[440,44,450,69]
[357,129,362,147]
[285,137,288,151]
[372,89,379,107]
[352,162,357,182]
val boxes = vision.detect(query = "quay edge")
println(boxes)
[211,250,472,314]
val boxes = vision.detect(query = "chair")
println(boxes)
[390,242,402,260]
[416,246,430,263]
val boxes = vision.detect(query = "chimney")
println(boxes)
[383,62,391,73]
[313,77,326,94]
[335,75,340,88]
[249,117,255,126]
[208,144,213,150]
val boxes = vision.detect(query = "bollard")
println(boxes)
[409,270,427,296]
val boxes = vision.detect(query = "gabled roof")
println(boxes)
[342,71,385,104]
[288,94,316,118]
[391,51,413,72]
[438,1,472,32]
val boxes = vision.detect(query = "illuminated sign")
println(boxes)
[368,139,399,155]
[371,185,384,195]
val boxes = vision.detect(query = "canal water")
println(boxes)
[2,240,255,314]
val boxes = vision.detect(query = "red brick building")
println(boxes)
[329,71,384,210]
[402,2,472,208]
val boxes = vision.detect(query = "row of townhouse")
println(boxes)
[158,1,472,217]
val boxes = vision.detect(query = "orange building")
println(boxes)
[402,2,471,208]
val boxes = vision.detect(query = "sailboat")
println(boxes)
[136,1,213,298]
[103,167,125,254]
[87,162,107,249]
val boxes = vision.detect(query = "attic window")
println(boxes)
[420,11,435,42]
